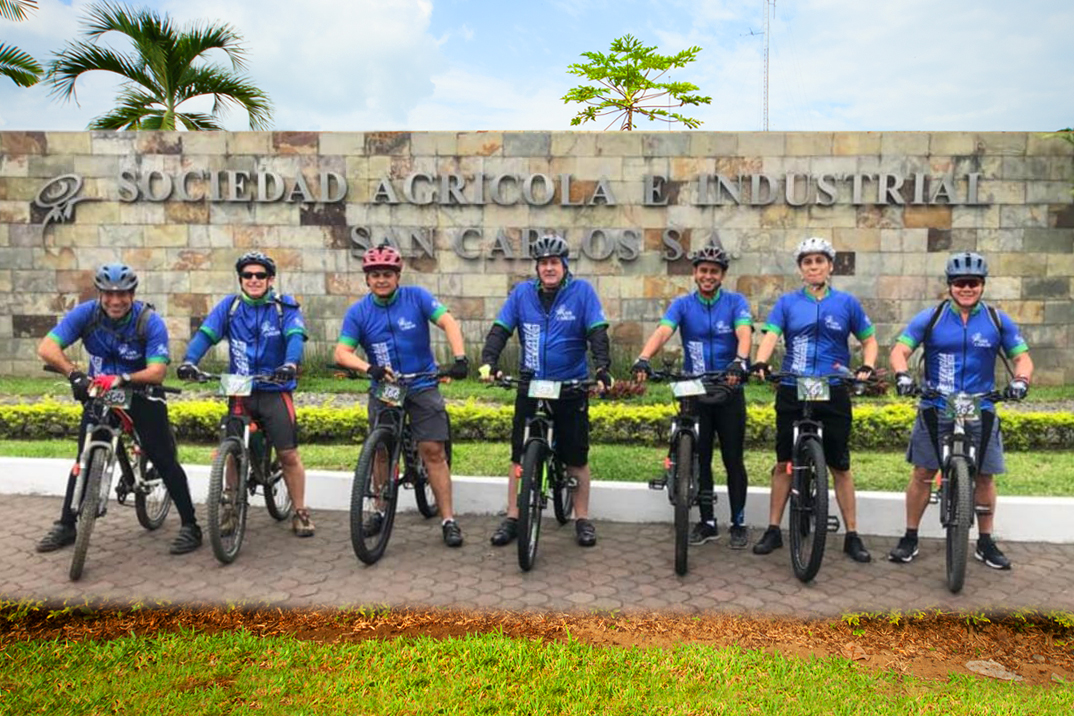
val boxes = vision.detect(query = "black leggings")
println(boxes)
[694,390,749,525]
[59,395,197,527]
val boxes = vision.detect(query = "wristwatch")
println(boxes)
[121,372,131,385]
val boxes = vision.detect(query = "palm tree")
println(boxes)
[46,1,272,130]
[0,0,43,87]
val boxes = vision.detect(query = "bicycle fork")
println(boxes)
[69,435,121,519]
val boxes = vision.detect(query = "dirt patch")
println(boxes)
[2,604,1071,687]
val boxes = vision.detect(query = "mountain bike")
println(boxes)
[184,370,293,564]
[763,370,867,583]
[647,368,732,576]
[340,368,451,565]
[46,366,177,581]
[493,374,595,572]
[904,386,1009,593]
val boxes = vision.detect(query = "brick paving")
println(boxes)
[5,495,1074,616]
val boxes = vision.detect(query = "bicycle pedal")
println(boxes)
[929,491,940,505]
[648,476,667,490]
[827,515,841,533]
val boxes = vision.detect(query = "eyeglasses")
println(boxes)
[241,271,269,280]
[950,278,982,289]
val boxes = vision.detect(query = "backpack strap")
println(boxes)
[919,300,948,384]
[984,302,1016,380]
[223,294,286,338]
[79,302,155,345]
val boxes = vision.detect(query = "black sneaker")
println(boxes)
[888,536,919,563]
[35,521,76,553]
[363,511,385,538]
[490,517,518,546]
[752,526,783,555]
[844,533,872,563]
[729,525,749,550]
[575,518,597,547]
[169,524,202,555]
[975,537,1011,570]
[442,519,464,548]
[689,521,719,545]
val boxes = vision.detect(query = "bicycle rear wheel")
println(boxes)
[351,427,399,565]
[263,442,293,521]
[551,458,575,525]
[945,457,973,594]
[70,447,109,581]
[789,437,828,583]
[134,449,172,531]
[674,432,695,576]
[517,440,546,572]
[410,428,443,519]
[207,438,249,565]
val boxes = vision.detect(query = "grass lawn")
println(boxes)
[3,440,1072,496]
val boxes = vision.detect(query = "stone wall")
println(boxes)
[1,130,1072,382]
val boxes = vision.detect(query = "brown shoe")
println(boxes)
[292,508,315,537]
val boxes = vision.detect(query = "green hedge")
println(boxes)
[2,399,1072,450]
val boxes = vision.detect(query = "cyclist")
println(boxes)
[35,263,202,555]
[631,244,754,549]
[478,233,612,548]
[888,251,1033,570]
[332,244,470,548]
[750,237,878,563]
[177,251,315,538]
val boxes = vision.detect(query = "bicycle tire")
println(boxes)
[551,458,575,525]
[69,447,108,581]
[134,458,172,531]
[351,427,399,565]
[674,432,694,576]
[945,457,973,594]
[207,438,249,564]
[411,430,444,519]
[517,440,546,572]
[789,436,829,583]
[263,441,293,521]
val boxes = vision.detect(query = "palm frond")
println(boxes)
[0,41,42,87]
[175,64,273,130]
[46,41,157,101]
[0,0,37,23]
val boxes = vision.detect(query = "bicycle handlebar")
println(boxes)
[184,368,280,385]
[326,364,448,382]
[489,374,599,391]
[44,364,181,394]
[649,369,733,384]
[904,385,1006,403]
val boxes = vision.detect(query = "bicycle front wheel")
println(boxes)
[789,437,829,583]
[70,447,109,581]
[945,457,973,594]
[351,427,399,565]
[517,440,546,572]
[263,442,293,521]
[673,433,695,576]
[551,458,575,525]
[207,438,249,565]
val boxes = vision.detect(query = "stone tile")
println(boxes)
[737,132,785,156]
[880,133,929,155]
[785,132,833,156]
[833,132,881,155]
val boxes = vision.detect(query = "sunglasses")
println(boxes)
[241,271,269,280]
[950,278,982,289]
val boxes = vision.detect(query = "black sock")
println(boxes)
[906,529,919,540]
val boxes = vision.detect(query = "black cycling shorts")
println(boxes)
[229,392,299,452]
[774,383,853,472]
[367,386,450,443]
[511,390,590,468]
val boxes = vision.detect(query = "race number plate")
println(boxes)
[528,380,562,400]
[670,379,706,398]
[218,373,254,397]
[945,392,981,421]
[796,376,831,402]
[101,386,132,408]
[373,382,408,407]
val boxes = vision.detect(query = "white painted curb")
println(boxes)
[4,457,1072,544]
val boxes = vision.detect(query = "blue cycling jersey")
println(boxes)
[494,276,608,381]
[47,300,170,376]
[338,286,448,392]
[897,300,1028,411]
[660,289,753,376]
[189,291,308,392]
[763,287,875,385]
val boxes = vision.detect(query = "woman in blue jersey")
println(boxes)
[888,252,1033,570]
[631,244,754,550]
[333,244,470,548]
[750,237,878,563]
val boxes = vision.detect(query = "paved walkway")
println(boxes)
[6,495,1073,617]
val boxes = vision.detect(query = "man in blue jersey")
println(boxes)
[478,233,613,548]
[888,252,1033,570]
[36,263,202,555]
[750,237,878,563]
[631,244,754,549]
[332,244,470,547]
[177,251,315,537]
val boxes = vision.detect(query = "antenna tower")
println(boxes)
[763,0,772,131]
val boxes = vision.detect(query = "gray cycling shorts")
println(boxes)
[367,386,450,443]
[906,410,1006,475]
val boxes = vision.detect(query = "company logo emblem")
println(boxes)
[34,174,96,227]
[397,317,417,331]
[824,315,843,332]
[554,306,576,322]
[971,332,992,349]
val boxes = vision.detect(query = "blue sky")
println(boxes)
[2,0,1072,132]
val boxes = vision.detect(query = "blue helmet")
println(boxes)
[235,250,277,277]
[94,263,138,291]
[945,252,988,282]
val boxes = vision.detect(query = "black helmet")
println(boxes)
[531,233,569,260]
[945,252,988,282]
[691,244,730,268]
[94,263,138,291]
[235,251,277,277]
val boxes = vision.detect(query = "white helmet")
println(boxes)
[794,237,836,263]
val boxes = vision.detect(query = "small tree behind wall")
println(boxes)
[562,34,711,131]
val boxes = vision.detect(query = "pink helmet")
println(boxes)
[362,244,403,273]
